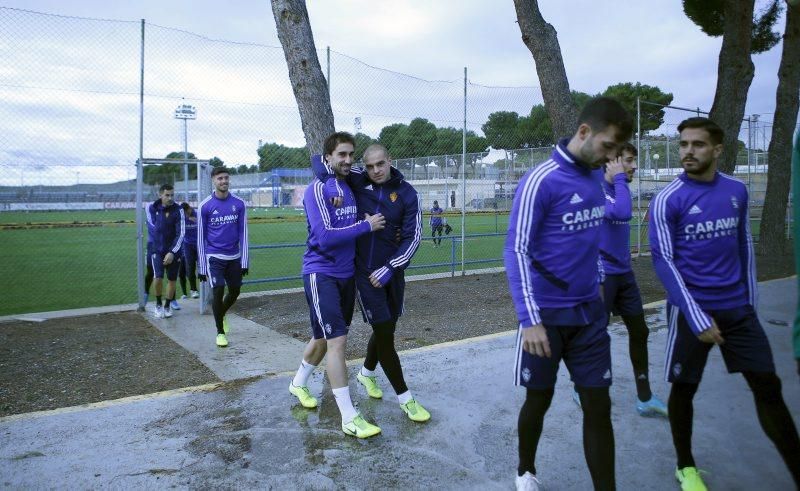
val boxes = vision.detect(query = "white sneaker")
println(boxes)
[154,305,165,318]
[180,294,187,300]
[163,308,173,318]
[191,290,200,299]
[515,472,541,491]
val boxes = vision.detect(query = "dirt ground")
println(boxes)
[1,252,794,417]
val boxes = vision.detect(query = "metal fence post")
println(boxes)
[636,96,642,255]
[136,19,146,311]
[461,66,467,276]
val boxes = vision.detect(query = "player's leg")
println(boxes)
[664,304,712,489]
[207,257,228,346]
[565,312,615,491]
[144,250,154,306]
[514,322,564,487]
[177,256,187,299]
[355,277,383,398]
[185,246,198,295]
[153,253,165,318]
[617,272,667,416]
[215,259,242,335]
[289,274,330,409]
[717,305,800,485]
[742,371,800,485]
[163,260,179,318]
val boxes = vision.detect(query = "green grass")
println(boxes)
[0,208,766,315]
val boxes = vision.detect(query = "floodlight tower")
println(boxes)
[174,101,197,201]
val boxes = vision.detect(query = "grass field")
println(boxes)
[0,207,763,316]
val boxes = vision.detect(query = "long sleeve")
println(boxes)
[197,202,208,274]
[604,173,632,221]
[239,203,249,269]
[649,191,712,335]
[169,208,185,254]
[370,191,422,286]
[738,189,757,307]
[503,166,552,328]
[306,181,370,247]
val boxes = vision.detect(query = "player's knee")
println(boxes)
[523,387,555,413]
[744,371,782,404]
[578,387,611,419]
[669,382,699,404]
[622,314,649,341]
[228,286,241,299]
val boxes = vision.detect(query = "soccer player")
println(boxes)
[593,142,668,417]
[197,167,249,348]
[430,200,444,246]
[289,132,386,438]
[650,117,800,491]
[146,184,185,319]
[180,202,200,299]
[312,143,430,424]
[505,97,633,491]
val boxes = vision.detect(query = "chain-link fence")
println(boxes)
[0,7,780,316]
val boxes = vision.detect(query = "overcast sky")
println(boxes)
[0,0,789,185]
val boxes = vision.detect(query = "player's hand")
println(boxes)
[329,196,343,207]
[198,274,207,282]
[163,252,174,265]
[365,213,386,231]
[521,324,551,358]
[242,268,249,277]
[697,319,724,345]
[368,266,392,288]
[606,157,625,179]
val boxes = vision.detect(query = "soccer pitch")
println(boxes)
[1,208,509,316]
[0,208,762,316]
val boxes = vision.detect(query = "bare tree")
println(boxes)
[271,0,334,154]
[513,0,578,141]
[758,2,800,255]
[684,0,783,173]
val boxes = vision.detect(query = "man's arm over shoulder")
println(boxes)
[305,181,371,247]
[370,185,422,287]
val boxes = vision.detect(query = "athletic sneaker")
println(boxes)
[288,383,318,409]
[191,290,200,299]
[356,372,383,399]
[170,300,181,310]
[515,472,542,491]
[675,467,707,491]
[342,413,381,439]
[216,333,228,347]
[154,305,165,318]
[637,395,668,417]
[572,387,582,408]
[399,398,431,422]
[223,317,230,334]
[180,294,187,300]
[163,308,173,318]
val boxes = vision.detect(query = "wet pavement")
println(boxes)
[1,278,798,489]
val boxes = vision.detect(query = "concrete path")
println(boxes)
[146,301,307,381]
[1,278,797,489]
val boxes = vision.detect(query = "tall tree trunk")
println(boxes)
[271,0,334,154]
[513,0,577,141]
[708,0,755,174]
[757,3,800,256]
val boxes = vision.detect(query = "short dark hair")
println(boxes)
[180,202,191,212]
[323,132,356,157]
[619,142,638,156]
[159,184,174,193]
[578,97,633,141]
[211,166,230,177]
[677,117,724,145]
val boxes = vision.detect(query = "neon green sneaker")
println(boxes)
[342,413,381,438]
[288,383,318,409]
[399,398,431,422]
[356,372,383,399]
[675,467,707,491]
[216,333,228,347]
[223,317,230,334]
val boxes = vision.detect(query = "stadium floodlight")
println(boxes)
[174,101,197,200]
